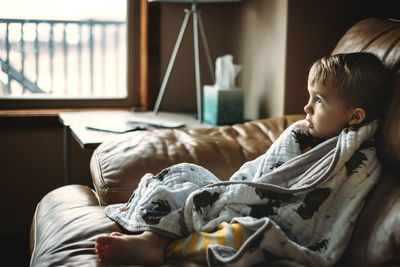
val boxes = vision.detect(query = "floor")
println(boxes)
[0,234,30,266]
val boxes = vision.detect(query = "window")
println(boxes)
[0,0,139,109]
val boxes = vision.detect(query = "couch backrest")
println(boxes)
[332,17,400,168]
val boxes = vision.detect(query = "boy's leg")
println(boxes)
[166,222,248,264]
[95,231,170,265]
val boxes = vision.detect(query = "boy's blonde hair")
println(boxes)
[308,52,392,121]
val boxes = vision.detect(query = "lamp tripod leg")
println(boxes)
[198,12,214,83]
[193,3,202,122]
[153,9,191,115]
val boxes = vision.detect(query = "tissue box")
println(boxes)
[203,85,243,125]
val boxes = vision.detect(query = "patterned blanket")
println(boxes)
[105,119,381,266]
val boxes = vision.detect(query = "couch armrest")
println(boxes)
[90,115,304,205]
[30,185,115,266]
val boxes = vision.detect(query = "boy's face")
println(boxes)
[304,82,354,139]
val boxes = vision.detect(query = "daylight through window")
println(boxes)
[0,0,127,99]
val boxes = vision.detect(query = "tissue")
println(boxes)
[203,55,243,125]
[214,54,241,89]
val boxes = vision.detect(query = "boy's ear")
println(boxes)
[349,108,366,124]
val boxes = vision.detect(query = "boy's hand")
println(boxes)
[297,120,310,135]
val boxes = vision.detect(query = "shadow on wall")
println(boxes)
[236,0,288,120]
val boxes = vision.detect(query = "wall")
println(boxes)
[152,0,398,119]
[0,124,93,235]
[235,0,288,119]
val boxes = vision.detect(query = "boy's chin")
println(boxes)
[308,128,318,138]
[308,129,328,140]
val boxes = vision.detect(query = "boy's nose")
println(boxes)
[304,103,312,114]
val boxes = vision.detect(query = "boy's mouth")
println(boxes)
[306,119,313,128]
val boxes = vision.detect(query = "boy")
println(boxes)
[95,52,392,266]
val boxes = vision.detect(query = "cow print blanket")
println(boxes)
[105,119,381,266]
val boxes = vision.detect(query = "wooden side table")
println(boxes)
[59,110,212,184]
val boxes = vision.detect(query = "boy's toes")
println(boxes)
[95,235,113,260]
[95,242,108,262]
[95,235,113,247]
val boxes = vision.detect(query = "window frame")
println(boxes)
[0,0,140,110]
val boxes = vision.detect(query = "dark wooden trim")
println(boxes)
[0,107,130,128]
[148,3,161,110]
[0,114,60,128]
[0,98,133,109]
[129,0,141,108]
[139,1,160,110]
[139,0,149,109]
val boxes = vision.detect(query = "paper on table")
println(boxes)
[85,118,185,133]
[126,117,185,128]
[85,121,150,133]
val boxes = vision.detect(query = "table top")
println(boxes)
[59,110,213,149]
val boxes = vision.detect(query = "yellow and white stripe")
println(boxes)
[166,222,247,264]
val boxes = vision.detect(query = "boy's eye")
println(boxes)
[316,97,322,103]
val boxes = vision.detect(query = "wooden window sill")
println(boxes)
[0,108,132,129]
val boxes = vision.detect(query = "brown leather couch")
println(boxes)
[30,17,400,267]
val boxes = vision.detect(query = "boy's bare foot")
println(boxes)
[95,231,170,265]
